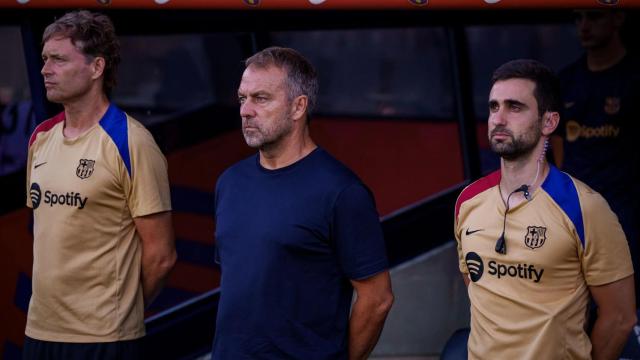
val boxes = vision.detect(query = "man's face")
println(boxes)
[488,78,543,161]
[237,65,293,149]
[574,10,619,50]
[41,37,96,104]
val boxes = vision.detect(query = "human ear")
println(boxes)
[542,112,559,136]
[91,57,106,81]
[290,95,308,122]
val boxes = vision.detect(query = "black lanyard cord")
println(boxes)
[495,185,529,254]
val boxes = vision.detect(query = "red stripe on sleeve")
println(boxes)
[455,170,501,221]
[28,112,65,148]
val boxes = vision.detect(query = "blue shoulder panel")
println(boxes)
[99,104,131,177]
[541,166,585,247]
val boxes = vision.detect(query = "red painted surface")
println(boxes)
[169,118,465,216]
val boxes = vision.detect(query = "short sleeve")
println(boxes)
[332,183,388,280]
[25,144,33,208]
[125,124,171,217]
[581,190,634,286]
[454,211,468,275]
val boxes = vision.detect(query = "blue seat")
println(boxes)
[441,328,469,360]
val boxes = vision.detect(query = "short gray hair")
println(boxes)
[245,46,319,117]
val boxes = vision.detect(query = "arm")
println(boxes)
[134,211,177,307]
[589,275,636,360]
[348,270,394,360]
[463,274,470,287]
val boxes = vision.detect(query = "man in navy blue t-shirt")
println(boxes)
[551,10,640,301]
[212,47,394,360]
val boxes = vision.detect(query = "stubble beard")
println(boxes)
[242,112,294,150]
[490,122,542,161]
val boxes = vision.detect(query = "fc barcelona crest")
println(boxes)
[524,226,547,249]
[604,97,620,115]
[76,159,95,179]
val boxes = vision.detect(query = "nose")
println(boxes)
[41,59,52,77]
[240,100,255,119]
[574,14,592,33]
[489,108,507,126]
[577,18,590,33]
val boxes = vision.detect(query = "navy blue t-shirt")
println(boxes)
[558,54,640,243]
[212,147,388,360]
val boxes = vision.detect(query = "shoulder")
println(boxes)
[455,170,500,221]
[126,115,155,142]
[570,176,612,214]
[309,148,363,187]
[99,104,156,147]
[542,166,605,212]
[619,53,640,81]
[541,166,591,246]
[559,56,586,78]
[98,104,162,177]
[28,112,65,148]
[620,52,640,69]
[125,114,164,156]
[558,56,590,90]
[216,154,257,187]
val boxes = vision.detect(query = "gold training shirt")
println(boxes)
[455,166,633,360]
[25,104,171,342]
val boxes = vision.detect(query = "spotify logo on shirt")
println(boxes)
[465,252,484,282]
[30,183,88,210]
[465,252,544,283]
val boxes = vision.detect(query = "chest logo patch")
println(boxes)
[76,159,95,179]
[30,183,42,209]
[465,252,484,282]
[524,226,547,249]
[604,97,620,115]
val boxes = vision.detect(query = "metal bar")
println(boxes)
[447,26,481,181]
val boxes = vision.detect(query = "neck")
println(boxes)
[259,125,317,170]
[587,38,626,72]
[501,158,543,193]
[63,89,110,138]
[500,140,549,203]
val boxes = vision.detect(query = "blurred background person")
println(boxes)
[551,9,640,302]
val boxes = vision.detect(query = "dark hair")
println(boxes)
[245,46,319,116]
[491,59,561,115]
[43,10,121,95]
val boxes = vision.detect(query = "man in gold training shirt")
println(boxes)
[24,10,176,359]
[455,59,635,359]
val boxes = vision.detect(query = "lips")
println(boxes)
[492,132,510,137]
[242,121,259,131]
[490,128,512,141]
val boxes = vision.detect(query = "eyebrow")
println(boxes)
[238,90,271,97]
[488,99,528,108]
[42,52,64,59]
